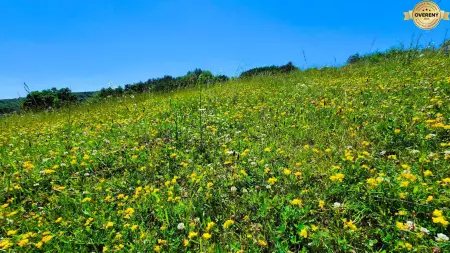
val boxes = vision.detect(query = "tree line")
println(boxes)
[1,62,299,114]
[97,69,229,98]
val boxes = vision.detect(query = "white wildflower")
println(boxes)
[436,233,449,242]
[420,227,430,234]
[177,223,185,230]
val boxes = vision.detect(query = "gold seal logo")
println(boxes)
[404,1,449,30]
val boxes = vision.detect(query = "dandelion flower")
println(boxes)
[257,239,268,247]
[188,232,198,239]
[35,241,43,249]
[17,238,29,247]
[299,228,308,238]
[396,221,409,230]
[343,219,357,231]
[81,197,92,203]
[41,235,53,243]
[291,199,302,207]
[105,221,114,229]
[330,173,344,182]
[318,200,325,209]
[7,230,17,236]
[267,177,277,185]
[206,221,215,231]
[423,170,433,176]
[223,219,235,229]
[432,216,449,226]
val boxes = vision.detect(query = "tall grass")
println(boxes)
[0,49,450,252]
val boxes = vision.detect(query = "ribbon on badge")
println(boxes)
[404,10,449,20]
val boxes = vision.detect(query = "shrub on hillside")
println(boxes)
[22,87,77,111]
[239,62,298,78]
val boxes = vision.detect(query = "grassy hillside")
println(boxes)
[1,51,450,252]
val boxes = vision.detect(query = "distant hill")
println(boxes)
[0,91,96,114]
[0,98,24,114]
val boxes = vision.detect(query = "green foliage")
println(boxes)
[101,69,230,97]
[346,48,422,65]
[74,92,96,102]
[22,87,77,111]
[347,53,361,64]
[97,87,125,98]
[0,98,22,114]
[441,39,450,49]
[239,61,298,78]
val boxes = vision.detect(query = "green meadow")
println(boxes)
[1,50,450,252]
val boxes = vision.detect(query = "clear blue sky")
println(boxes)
[1,0,449,99]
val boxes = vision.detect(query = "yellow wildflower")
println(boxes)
[17,238,29,247]
[423,170,433,176]
[257,239,268,247]
[291,199,302,207]
[400,181,409,188]
[105,221,114,229]
[81,197,92,203]
[432,216,449,226]
[267,177,277,185]
[41,235,53,243]
[396,221,408,230]
[330,173,344,182]
[188,232,198,239]
[318,200,325,209]
[223,219,235,229]
[7,230,18,236]
[343,219,357,230]
[206,221,215,231]
[35,241,43,249]
[299,228,308,238]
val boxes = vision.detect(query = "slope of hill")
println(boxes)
[1,51,450,252]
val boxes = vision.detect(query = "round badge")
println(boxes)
[412,1,442,30]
